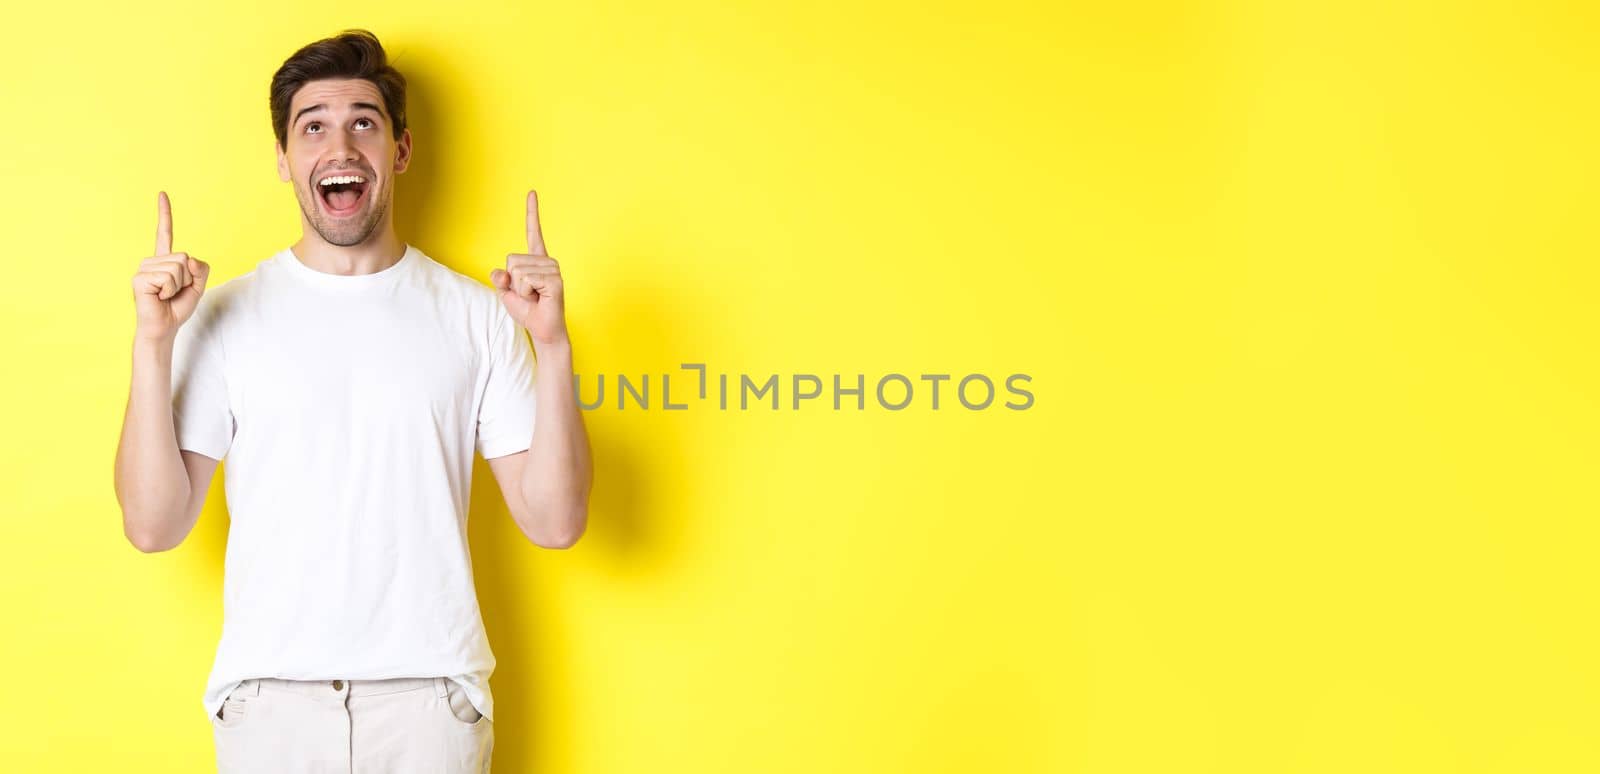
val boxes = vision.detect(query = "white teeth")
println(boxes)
[318,175,366,186]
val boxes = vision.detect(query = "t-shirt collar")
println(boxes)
[278,243,418,290]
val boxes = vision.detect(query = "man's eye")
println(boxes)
[301,117,372,134]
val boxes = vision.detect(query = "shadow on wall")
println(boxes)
[390,47,441,254]
[459,208,702,772]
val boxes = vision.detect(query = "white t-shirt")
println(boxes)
[171,242,536,724]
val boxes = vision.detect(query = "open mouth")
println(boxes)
[316,173,370,217]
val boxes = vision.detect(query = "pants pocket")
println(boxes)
[213,684,253,729]
[441,680,486,726]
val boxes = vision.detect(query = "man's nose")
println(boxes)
[327,133,360,164]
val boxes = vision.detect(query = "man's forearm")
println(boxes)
[114,336,193,550]
[516,338,592,546]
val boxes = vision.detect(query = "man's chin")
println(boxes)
[299,193,385,247]
[312,221,374,247]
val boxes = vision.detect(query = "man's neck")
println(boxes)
[290,228,406,276]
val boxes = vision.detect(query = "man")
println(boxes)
[111,29,593,772]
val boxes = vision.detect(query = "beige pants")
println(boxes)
[211,676,494,773]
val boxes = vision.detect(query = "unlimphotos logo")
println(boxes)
[574,364,1034,411]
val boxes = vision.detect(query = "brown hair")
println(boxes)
[269,29,406,148]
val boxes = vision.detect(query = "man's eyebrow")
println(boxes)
[293,102,386,127]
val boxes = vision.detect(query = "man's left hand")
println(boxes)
[491,189,568,349]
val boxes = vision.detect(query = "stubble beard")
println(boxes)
[297,182,388,247]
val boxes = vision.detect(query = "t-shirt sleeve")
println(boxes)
[476,303,538,459]
[170,293,235,461]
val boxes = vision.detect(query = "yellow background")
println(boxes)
[2,0,1596,771]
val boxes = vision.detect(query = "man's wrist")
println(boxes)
[133,334,175,360]
[531,336,572,366]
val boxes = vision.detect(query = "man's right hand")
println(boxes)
[132,191,210,342]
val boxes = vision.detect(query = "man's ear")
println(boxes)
[393,128,412,175]
[276,141,290,182]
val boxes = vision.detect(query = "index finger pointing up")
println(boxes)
[526,189,546,256]
[156,191,173,256]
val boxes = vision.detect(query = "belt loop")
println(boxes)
[435,677,448,698]
[245,678,260,697]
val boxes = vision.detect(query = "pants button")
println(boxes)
[332,680,344,690]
